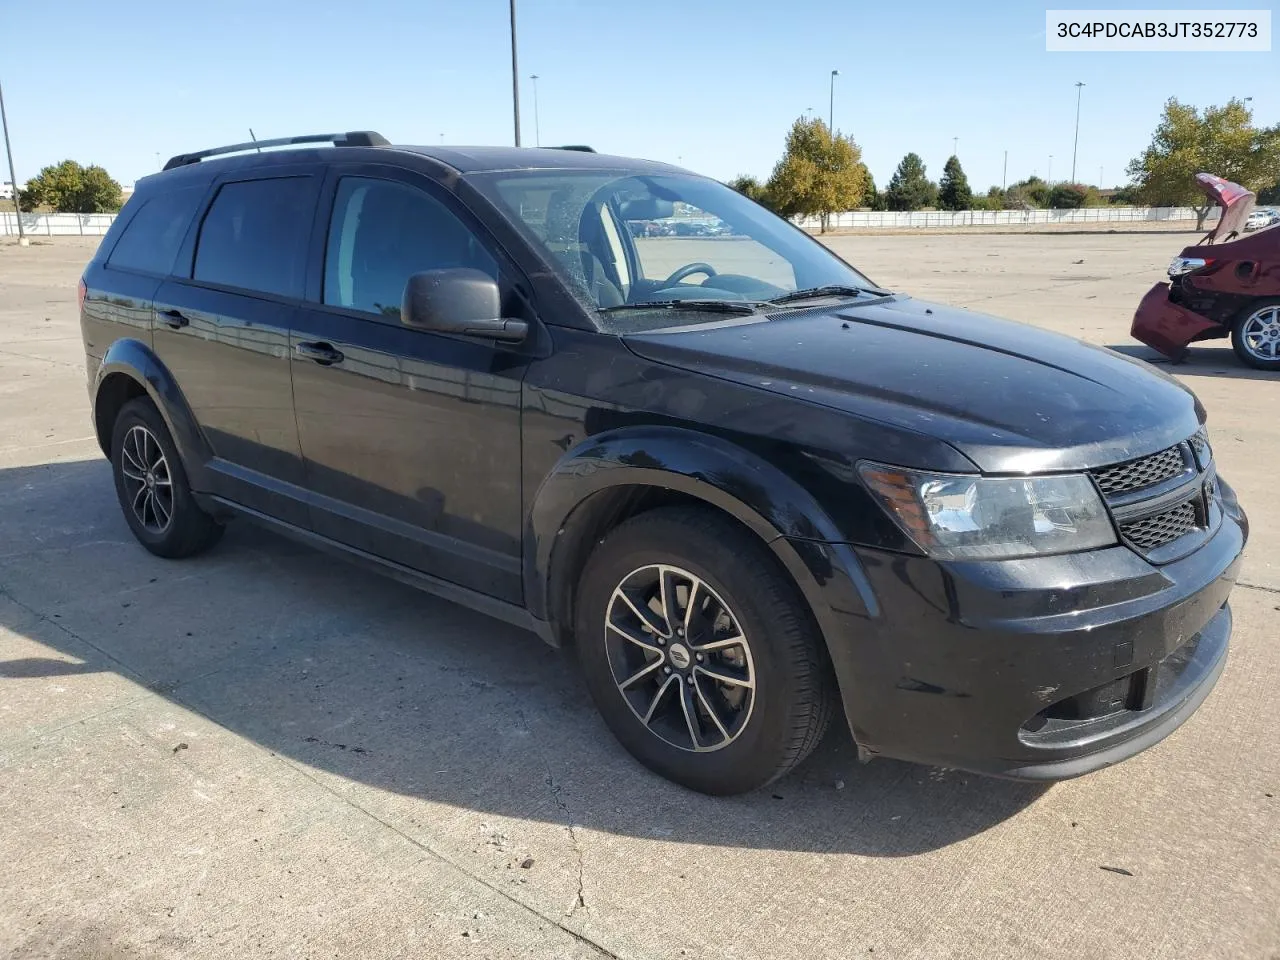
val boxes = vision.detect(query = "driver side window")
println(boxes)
[323,177,498,321]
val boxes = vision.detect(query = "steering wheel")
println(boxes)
[663,262,718,285]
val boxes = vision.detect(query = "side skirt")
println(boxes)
[203,495,557,647]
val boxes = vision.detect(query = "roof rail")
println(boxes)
[162,131,390,171]
[554,145,596,153]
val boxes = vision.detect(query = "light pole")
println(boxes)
[509,0,521,146]
[952,136,959,157]
[0,80,25,244]
[1099,166,1104,187]
[530,74,541,147]
[1002,150,1008,190]
[1071,81,1085,183]
[829,70,839,131]
[1048,155,1053,184]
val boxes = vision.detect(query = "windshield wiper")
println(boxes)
[767,284,882,305]
[599,299,762,315]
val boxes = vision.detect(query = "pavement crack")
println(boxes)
[1237,580,1280,596]
[0,580,150,687]
[546,772,588,917]
[269,754,619,959]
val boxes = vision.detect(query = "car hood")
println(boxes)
[1196,172,1256,243]
[622,297,1203,474]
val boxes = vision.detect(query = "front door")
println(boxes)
[290,168,531,602]
[152,171,320,526]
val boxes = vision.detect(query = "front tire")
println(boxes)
[574,506,835,795]
[110,397,223,558]
[1231,299,1280,371]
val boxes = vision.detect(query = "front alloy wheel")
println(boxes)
[575,506,835,795]
[605,564,756,752]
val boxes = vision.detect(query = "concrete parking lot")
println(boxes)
[1,233,1276,960]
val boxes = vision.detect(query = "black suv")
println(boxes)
[79,132,1248,795]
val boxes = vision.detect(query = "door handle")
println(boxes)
[295,341,345,365]
[159,308,189,329]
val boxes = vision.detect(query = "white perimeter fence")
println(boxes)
[3,205,1215,238]
[795,205,1214,230]
[2,212,118,237]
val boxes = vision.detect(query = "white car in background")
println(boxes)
[1244,209,1274,231]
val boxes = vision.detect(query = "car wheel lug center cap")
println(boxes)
[668,643,691,670]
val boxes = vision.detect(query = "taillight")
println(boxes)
[77,278,87,312]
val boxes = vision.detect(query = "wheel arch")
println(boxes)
[92,339,211,472]
[525,427,878,660]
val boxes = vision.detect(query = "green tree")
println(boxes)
[1048,183,1088,209]
[1256,182,1280,205]
[21,160,123,213]
[1127,98,1280,228]
[765,116,866,231]
[726,175,772,209]
[859,164,878,210]
[884,153,937,211]
[1109,184,1142,205]
[1005,176,1051,209]
[968,187,1004,211]
[937,155,973,210]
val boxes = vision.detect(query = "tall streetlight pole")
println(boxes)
[509,0,522,146]
[1071,81,1085,183]
[1048,155,1053,184]
[1002,150,1008,190]
[952,136,959,157]
[829,70,839,131]
[530,74,541,147]
[0,80,25,244]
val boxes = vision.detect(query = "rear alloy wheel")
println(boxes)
[575,506,835,795]
[1231,299,1280,370]
[111,397,224,559]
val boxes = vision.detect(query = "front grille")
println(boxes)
[1090,445,1188,497]
[1119,500,1198,550]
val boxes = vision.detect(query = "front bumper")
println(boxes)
[1131,281,1223,359]
[810,490,1247,781]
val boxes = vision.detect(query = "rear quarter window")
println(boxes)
[105,186,205,275]
[192,177,314,299]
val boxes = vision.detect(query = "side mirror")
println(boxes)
[401,268,528,343]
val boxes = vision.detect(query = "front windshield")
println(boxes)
[470,169,877,331]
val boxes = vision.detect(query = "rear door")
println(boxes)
[151,169,320,525]
[290,165,533,602]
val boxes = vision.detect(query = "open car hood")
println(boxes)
[1196,173,1256,243]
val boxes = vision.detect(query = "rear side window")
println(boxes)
[193,177,313,298]
[106,186,204,275]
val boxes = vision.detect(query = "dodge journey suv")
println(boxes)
[79,132,1248,795]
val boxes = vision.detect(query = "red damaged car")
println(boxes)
[1132,173,1280,371]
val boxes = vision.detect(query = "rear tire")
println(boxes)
[110,397,223,559]
[1230,299,1280,371]
[574,506,835,795]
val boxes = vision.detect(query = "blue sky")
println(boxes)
[2,0,1274,191]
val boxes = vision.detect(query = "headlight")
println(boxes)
[859,463,1117,560]
[1168,257,1209,277]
